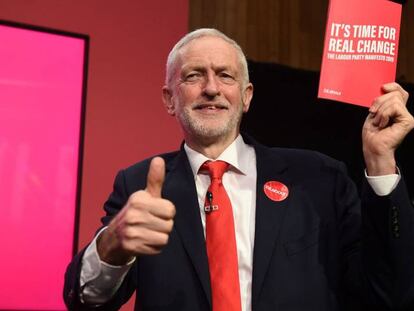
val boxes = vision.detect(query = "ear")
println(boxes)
[242,82,254,113]
[162,86,175,116]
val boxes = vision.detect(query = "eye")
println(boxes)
[218,72,236,83]
[184,72,202,82]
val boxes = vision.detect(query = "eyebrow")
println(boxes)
[181,65,205,73]
[213,66,234,72]
[181,64,235,74]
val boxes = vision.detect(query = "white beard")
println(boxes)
[176,103,243,142]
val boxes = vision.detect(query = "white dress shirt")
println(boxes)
[80,135,399,310]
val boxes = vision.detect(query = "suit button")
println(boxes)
[393,224,400,238]
[68,289,74,300]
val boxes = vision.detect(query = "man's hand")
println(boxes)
[363,83,414,176]
[97,157,176,265]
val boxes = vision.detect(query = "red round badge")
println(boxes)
[263,181,289,202]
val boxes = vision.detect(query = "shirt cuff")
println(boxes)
[365,167,401,196]
[80,227,136,304]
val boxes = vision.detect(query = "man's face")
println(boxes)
[163,36,253,145]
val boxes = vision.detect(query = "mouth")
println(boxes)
[193,103,228,111]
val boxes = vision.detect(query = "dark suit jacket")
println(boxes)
[64,138,414,310]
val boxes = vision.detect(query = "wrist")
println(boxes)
[364,152,396,176]
[97,228,135,266]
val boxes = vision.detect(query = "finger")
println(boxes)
[382,82,400,92]
[364,112,375,128]
[371,99,397,125]
[377,114,390,129]
[124,210,174,233]
[121,228,170,255]
[382,82,409,102]
[149,199,176,220]
[127,191,175,219]
[145,231,170,249]
[122,239,162,256]
[373,99,408,129]
[370,91,404,114]
[145,157,165,198]
[144,218,174,234]
[371,102,395,128]
[138,245,162,256]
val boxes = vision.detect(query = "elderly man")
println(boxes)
[64,28,414,311]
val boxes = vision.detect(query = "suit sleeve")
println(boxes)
[63,169,141,310]
[329,159,414,310]
[360,174,414,310]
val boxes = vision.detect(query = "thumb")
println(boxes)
[145,156,165,198]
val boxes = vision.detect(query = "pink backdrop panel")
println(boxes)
[0,1,188,310]
[0,24,85,310]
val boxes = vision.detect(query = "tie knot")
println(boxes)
[201,160,229,180]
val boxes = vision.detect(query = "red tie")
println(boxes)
[201,160,241,311]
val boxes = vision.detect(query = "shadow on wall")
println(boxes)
[242,60,414,198]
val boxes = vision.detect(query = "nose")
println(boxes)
[202,73,220,97]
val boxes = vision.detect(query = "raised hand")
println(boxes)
[97,157,176,265]
[362,83,414,176]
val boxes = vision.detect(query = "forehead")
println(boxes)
[177,36,240,71]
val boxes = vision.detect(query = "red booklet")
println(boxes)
[318,0,402,107]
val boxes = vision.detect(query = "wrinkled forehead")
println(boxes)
[175,36,241,72]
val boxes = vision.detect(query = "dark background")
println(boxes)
[242,60,414,198]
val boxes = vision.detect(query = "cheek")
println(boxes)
[177,86,201,104]
[226,90,244,106]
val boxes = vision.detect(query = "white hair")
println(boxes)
[165,28,249,88]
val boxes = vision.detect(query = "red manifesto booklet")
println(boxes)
[318,0,402,107]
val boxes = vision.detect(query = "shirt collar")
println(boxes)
[184,134,251,178]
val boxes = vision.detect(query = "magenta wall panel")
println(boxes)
[0,22,87,310]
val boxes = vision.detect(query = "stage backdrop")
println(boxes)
[0,1,188,310]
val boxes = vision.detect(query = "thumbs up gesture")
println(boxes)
[97,157,176,265]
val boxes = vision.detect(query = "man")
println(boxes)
[64,28,414,310]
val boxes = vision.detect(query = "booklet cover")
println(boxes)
[318,0,402,107]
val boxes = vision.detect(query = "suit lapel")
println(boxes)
[251,144,290,307]
[163,149,212,307]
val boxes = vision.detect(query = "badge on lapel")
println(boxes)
[264,181,289,202]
